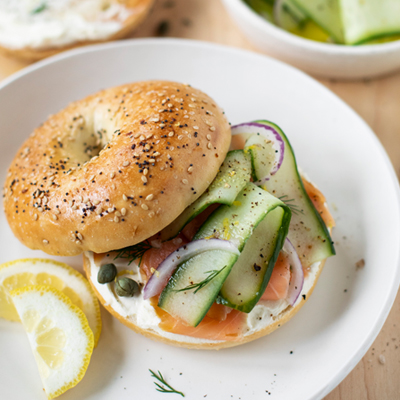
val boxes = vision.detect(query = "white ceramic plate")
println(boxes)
[0,39,399,400]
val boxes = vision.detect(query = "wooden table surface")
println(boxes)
[0,1,399,398]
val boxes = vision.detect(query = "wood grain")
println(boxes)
[0,0,399,398]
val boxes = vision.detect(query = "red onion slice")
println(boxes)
[231,122,285,183]
[143,239,240,300]
[284,238,304,306]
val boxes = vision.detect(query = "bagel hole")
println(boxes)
[64,120,110,165]
[79,133,104,163]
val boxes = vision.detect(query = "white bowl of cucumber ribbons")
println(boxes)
[222,0,400,79]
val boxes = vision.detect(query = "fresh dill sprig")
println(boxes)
[113,241,152,266]
[175,265,228,294]
[279,195,304,215]
[149,369,185,397]
[31,2,47,14]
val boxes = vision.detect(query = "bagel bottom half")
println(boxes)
[83,250,327,350]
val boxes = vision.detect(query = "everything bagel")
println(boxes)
[3,81,231,256]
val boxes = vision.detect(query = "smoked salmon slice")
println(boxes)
[153,300,246,341]
[144,239,246,341]
[141,235,189,280]
[302,178,335,229]
[139,177,333,339]
[261,252,291,301]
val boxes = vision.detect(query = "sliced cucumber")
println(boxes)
[252,120,335,267]
[159,150,252,241]
[244,131,283,184]
[244,0,275,23]
[158,250,237,327]
[339,0,400,44]
[218,202,291,312]
[290,0,344,43]
[158,182,288,327]
[274,0,308,32]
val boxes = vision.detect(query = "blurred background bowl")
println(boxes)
[222,0,400,79]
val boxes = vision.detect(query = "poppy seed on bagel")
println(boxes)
[3,81,231,256]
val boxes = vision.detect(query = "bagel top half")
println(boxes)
[0,0,154,61]
[3,80,231,256]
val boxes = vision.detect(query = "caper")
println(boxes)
[97,263,117,284]
[115,277,140,297]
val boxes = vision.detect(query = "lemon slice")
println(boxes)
[0,258,101,346]
[10,285,94,400]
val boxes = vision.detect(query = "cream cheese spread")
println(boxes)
[0,0,132,49]
[87,251,321,345]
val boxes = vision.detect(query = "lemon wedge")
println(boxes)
[0,258,101,346]
[10,285,94,400]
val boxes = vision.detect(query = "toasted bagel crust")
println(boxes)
[3,81,231,256]
[83,252,326,349]
[0,0,154,61]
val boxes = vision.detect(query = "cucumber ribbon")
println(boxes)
[130,120,334,327]
[158,183,291,326]
[159,150,253,242]
[143,239,240,300]
[160,122,287,242]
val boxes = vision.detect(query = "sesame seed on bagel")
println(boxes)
[3,81,231,256]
